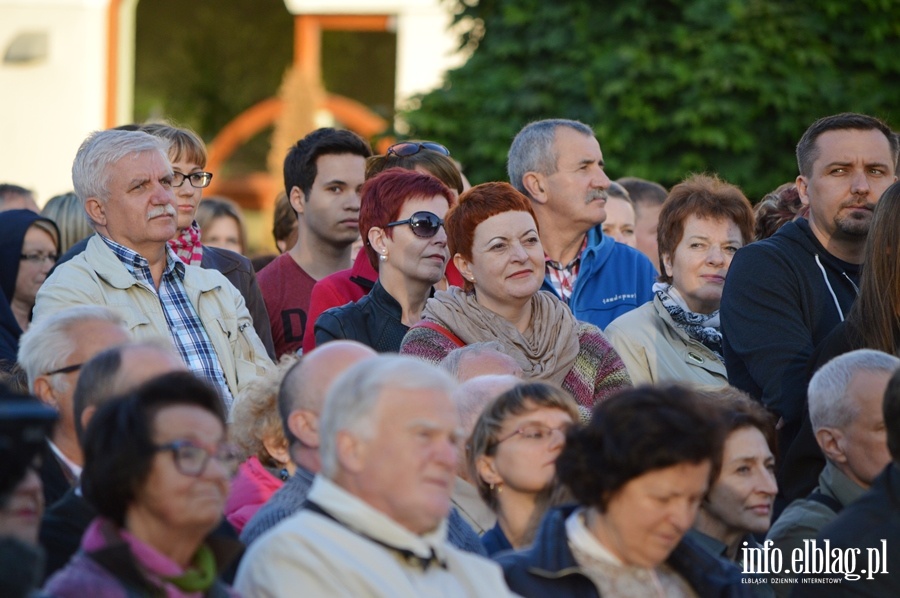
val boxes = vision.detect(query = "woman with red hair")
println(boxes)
[400,182,630,409]
[313,168,456,352]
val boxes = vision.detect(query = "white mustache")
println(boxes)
[587,190,608,203]
[147,204,176,219]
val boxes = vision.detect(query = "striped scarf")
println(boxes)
[168,221,204,265]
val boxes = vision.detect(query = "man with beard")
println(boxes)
[32,130,271,411]
[507,119,657,329]
[721,113,898,454]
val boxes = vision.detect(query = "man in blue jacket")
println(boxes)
[508,119,657,330]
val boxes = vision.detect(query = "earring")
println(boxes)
[379,251,388,262]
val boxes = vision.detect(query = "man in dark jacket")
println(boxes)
[721,113,898,450]
[793,367,900,596]
[497,505,749,598]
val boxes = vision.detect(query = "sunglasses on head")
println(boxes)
[385,211,444,238]
[386,142,450,158]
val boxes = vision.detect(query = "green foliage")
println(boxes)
[134,0,293,172]
[403,0,900,200]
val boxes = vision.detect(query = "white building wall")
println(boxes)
[0,0,112,204]
[283,0,464,106]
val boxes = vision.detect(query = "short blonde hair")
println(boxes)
[231,354,298,466]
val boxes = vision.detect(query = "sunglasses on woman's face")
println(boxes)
[386,142,450,158]
[384,211,444,238]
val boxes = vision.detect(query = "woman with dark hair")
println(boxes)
[400,182,630,409]
[44,372,242,597]
[0,210,59,365]
[301,141,465,353]
[605,174,754,387]
[497,385,745,597]
[467,382,579,555]
[313,168,456,352]
[689,388,777,567]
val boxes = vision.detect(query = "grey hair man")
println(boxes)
[440,341,524,382]
[0,183,39,213]
[32,129,272,411]
[507,119,656,329]
[451,375,519,534]
[767,349,899,596]
[794,358,900,596]
[240,340,376,545]
[38,339,187,579]
[236,356,514,597]
[617,176,668,269]
[17,305,130,506]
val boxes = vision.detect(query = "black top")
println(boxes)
[314,280,412,353]
[722,219,860,424]
[794,463,900,596]
[39,486,96,580]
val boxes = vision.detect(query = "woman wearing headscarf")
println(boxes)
[0,210,60,366]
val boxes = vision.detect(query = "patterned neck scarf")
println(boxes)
[168,220,203,265]
[654,283,723,361]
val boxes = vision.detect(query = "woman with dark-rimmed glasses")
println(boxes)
[313,168,456,352]
[44,371,242,597]
[301,140,466,353]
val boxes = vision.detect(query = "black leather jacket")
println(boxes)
[313,280,410,353]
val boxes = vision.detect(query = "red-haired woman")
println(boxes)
[313,168,456,352]
[400,182,630,410]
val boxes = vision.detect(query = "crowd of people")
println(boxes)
[0,110,899,597]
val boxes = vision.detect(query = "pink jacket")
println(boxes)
[224,456,283,534]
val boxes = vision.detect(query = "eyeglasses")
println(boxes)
[385,211,444,238]
[45,362,83,376]
[20,252,58,264]
[155,439,240,477]
[495,423,571,446]
[171,171,213,189]
[386,142,450,158]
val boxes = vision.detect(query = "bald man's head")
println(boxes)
[451,374,519,479]
[278,340,377,448]
[73,340,187,441]
[452,374,520,434]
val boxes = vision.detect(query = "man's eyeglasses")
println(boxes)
[20,252,58,264]
[495,423,571,446]
[155,439,239,477]
[172,171,213,189]
[45,362,83,376]
[385,211,444,238]
[386,142,450,158]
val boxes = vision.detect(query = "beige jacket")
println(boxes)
[605,296,727,388]
[236,476,516,597]
[33,235,271,401]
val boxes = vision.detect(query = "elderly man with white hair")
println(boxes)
[235,355,514,597]
[32,129,271,411]
[766,349,899,595]
[17,305,130,506]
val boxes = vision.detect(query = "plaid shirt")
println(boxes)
[545,236,588,304]
[101,236,234,409]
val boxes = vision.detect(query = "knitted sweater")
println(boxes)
[400,322,631,410]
